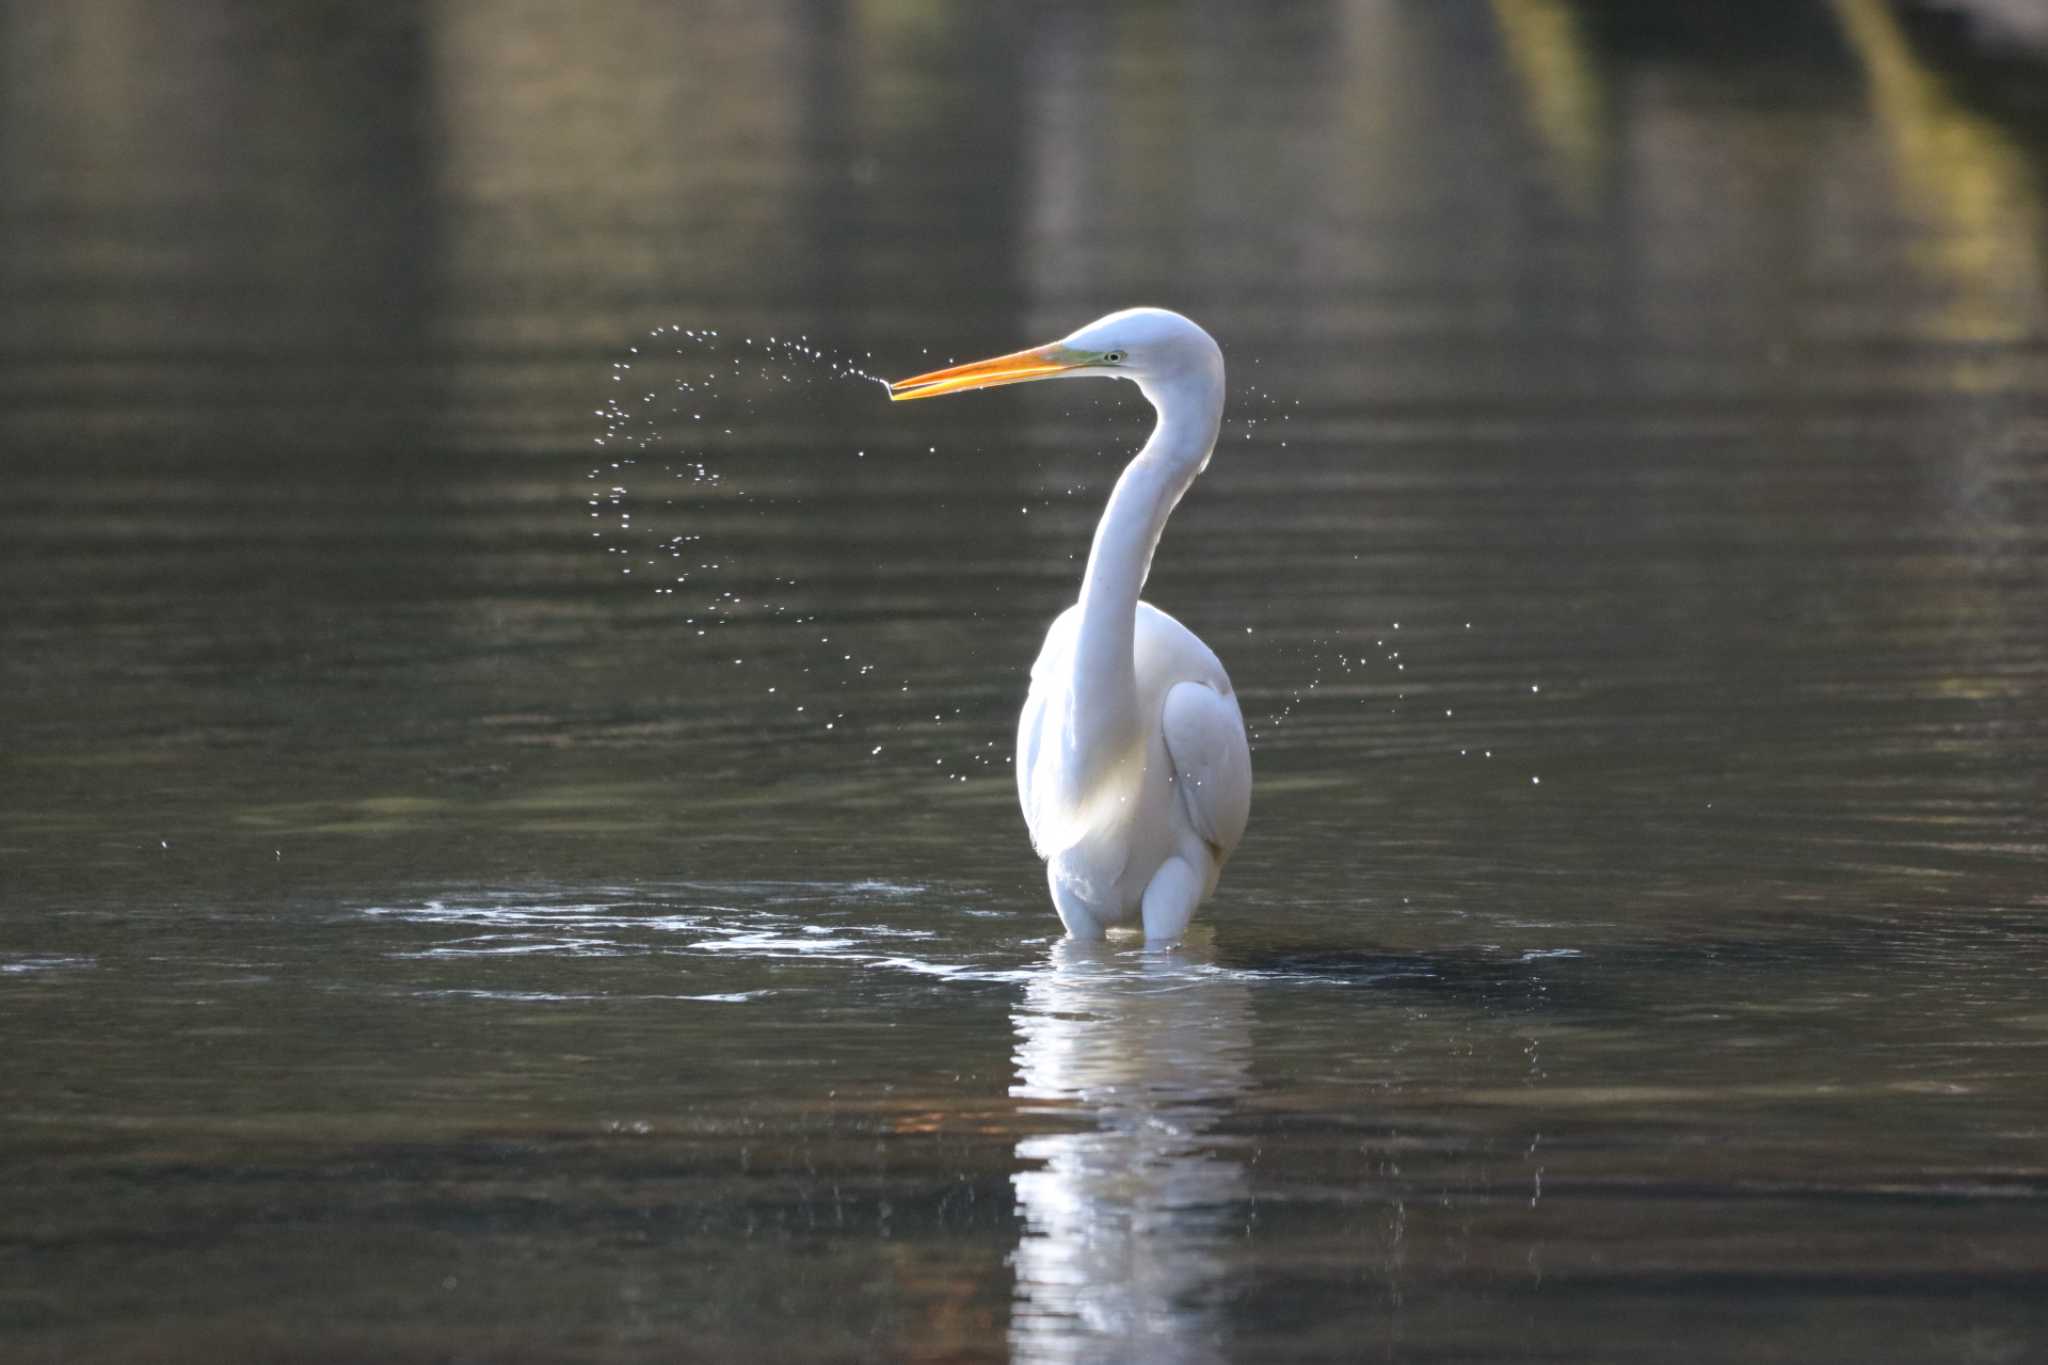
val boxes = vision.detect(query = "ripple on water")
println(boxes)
[0,954,96,975]
[355,882,1610,1002]
[357,880,1044,995]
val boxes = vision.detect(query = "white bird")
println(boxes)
[890,308,1252,942]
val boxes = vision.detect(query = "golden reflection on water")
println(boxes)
[1490,0,1610,207]
[1832,0,2048,357]
[1007,937,1251,1364]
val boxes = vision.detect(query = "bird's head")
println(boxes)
[887,307,1222,403]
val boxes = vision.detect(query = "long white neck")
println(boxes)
[1067,368,1225,765]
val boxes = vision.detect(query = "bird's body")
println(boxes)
[1017,599,1249,939]
[891,308,1251,942]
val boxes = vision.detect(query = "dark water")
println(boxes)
[4,2,2047,1360]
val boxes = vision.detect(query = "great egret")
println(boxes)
[890,308,1251,942]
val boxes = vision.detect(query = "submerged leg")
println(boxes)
[1140,856,1204,944]
[1046,865,1105,940]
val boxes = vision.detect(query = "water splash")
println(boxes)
[1248,615,1554,795]
[590,324,886,613]
[588,327,923,758]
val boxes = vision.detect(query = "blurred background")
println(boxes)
[4,0,2043,888]
[2,2,2045,1361]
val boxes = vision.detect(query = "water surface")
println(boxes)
[3,2,2046,1361]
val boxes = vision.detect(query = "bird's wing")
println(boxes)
[1161,680,1252,862]
[1015,681,1054,857]
[1016,606,1083,859]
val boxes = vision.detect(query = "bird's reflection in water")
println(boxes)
[1008,933,1252,1365]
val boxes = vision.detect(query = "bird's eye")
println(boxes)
[1103,351,1125,364]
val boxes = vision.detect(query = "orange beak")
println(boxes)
[888,344,1083,402]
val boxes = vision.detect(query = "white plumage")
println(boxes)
[891,309,1252,942]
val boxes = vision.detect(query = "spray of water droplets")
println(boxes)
[588,325,925,752]
[1249,616,1551,789]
